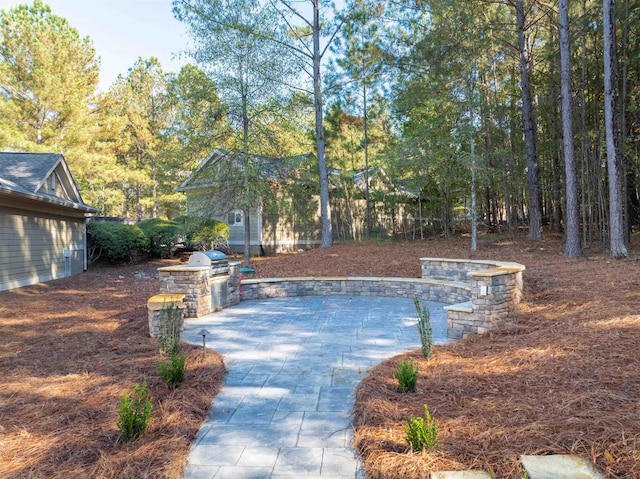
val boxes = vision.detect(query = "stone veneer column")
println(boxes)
[158,266,211,318]
[469,267,524,334]
[227,260,241,306]
[146,294,186,337]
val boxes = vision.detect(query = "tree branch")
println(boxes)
[176,0,312,60]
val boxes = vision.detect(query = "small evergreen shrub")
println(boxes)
[413,297,433,358]
[87,222,148,264]
[117,380,153,443]
[188,218,230,251]
[158,353,187,388]
[158,304,183,356]
[405,404,438,452]
[394,359,418,393]
[137,218,185,258]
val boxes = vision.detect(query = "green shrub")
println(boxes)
[413,297,433,358]
[405,404,438,452]
[87,222,148,264]
[158,353,187,388]
[188,218,230,251]
[137,218,185,258]
[394,359,418,393]
[117,380,153,443]
[158,304,184,356]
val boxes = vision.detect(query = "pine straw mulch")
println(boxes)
[250,235,640,478]
[2,236,639,478]
[0,259,226,479]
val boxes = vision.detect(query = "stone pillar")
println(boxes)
[147,294,186,338]
[227,260,241,306]
[469,267,524,333]
[158,266,211,318]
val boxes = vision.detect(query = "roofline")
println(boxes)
[34,153,85,202]
[0,185,99,214]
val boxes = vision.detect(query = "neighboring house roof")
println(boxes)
[330,166,419,198]
[0,152,98,213]
[178,148,417,199]
[177,149,314,192]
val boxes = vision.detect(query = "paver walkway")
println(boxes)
[181,295,450,479]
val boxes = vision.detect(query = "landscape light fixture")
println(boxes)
[197,329,211,358]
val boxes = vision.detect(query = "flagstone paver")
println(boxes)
[181,295,450,479]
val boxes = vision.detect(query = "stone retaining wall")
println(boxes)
[421,257,509,281]
[241,276,470,304]
[241,258,525,339]
[422,258,525,339]
[154,256,524,339]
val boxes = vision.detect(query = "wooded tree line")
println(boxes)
[1,0,638,258]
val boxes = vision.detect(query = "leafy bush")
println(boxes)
[117,380,153,443]
[188,218,230,252]
[158,304,184,357]
[413,297,433,358]
[137,218,185,258]
[87,222,148,264]
[405,404,438,452]
[395,359,418,393]
[158,353,187,388]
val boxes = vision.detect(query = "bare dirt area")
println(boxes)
[1,235,639,478]
[0,260,225,479]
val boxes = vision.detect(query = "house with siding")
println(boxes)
[0,152,98,292]
[178,149,419,253]
[177,149,319,254]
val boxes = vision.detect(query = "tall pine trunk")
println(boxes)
[313,0,332,247]
[516,0,543,240]
[603,0,628,258]
[559,0,582,257]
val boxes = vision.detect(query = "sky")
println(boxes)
[0,0,191,92]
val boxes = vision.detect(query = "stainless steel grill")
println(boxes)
[188,251,230,310]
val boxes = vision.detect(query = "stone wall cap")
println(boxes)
[241,276,470,291]
[470,264,525,277]
[147,294,186,307]
[444,301,473,313]
[243,277,315,284]
[158,265,210,272]
[420,257,525,272]
[420,257,498,266]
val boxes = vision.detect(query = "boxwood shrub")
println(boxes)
[137,218,185,258]
[87,222,148,264]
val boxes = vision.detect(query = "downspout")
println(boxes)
[83,216,88,271]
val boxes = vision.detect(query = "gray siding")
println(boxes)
[227,211,261,245]
[0,206,85,292]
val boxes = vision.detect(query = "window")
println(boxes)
[227,210,243,226]
[46,173,57,194]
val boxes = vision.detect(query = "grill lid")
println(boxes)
[188,250,229,268]
[200,250,228,261]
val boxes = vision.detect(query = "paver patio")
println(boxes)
[181,295,450,479]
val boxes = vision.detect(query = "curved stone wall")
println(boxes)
[241,258,525,339]
[155,257,525,339]
[240,276,470,305]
